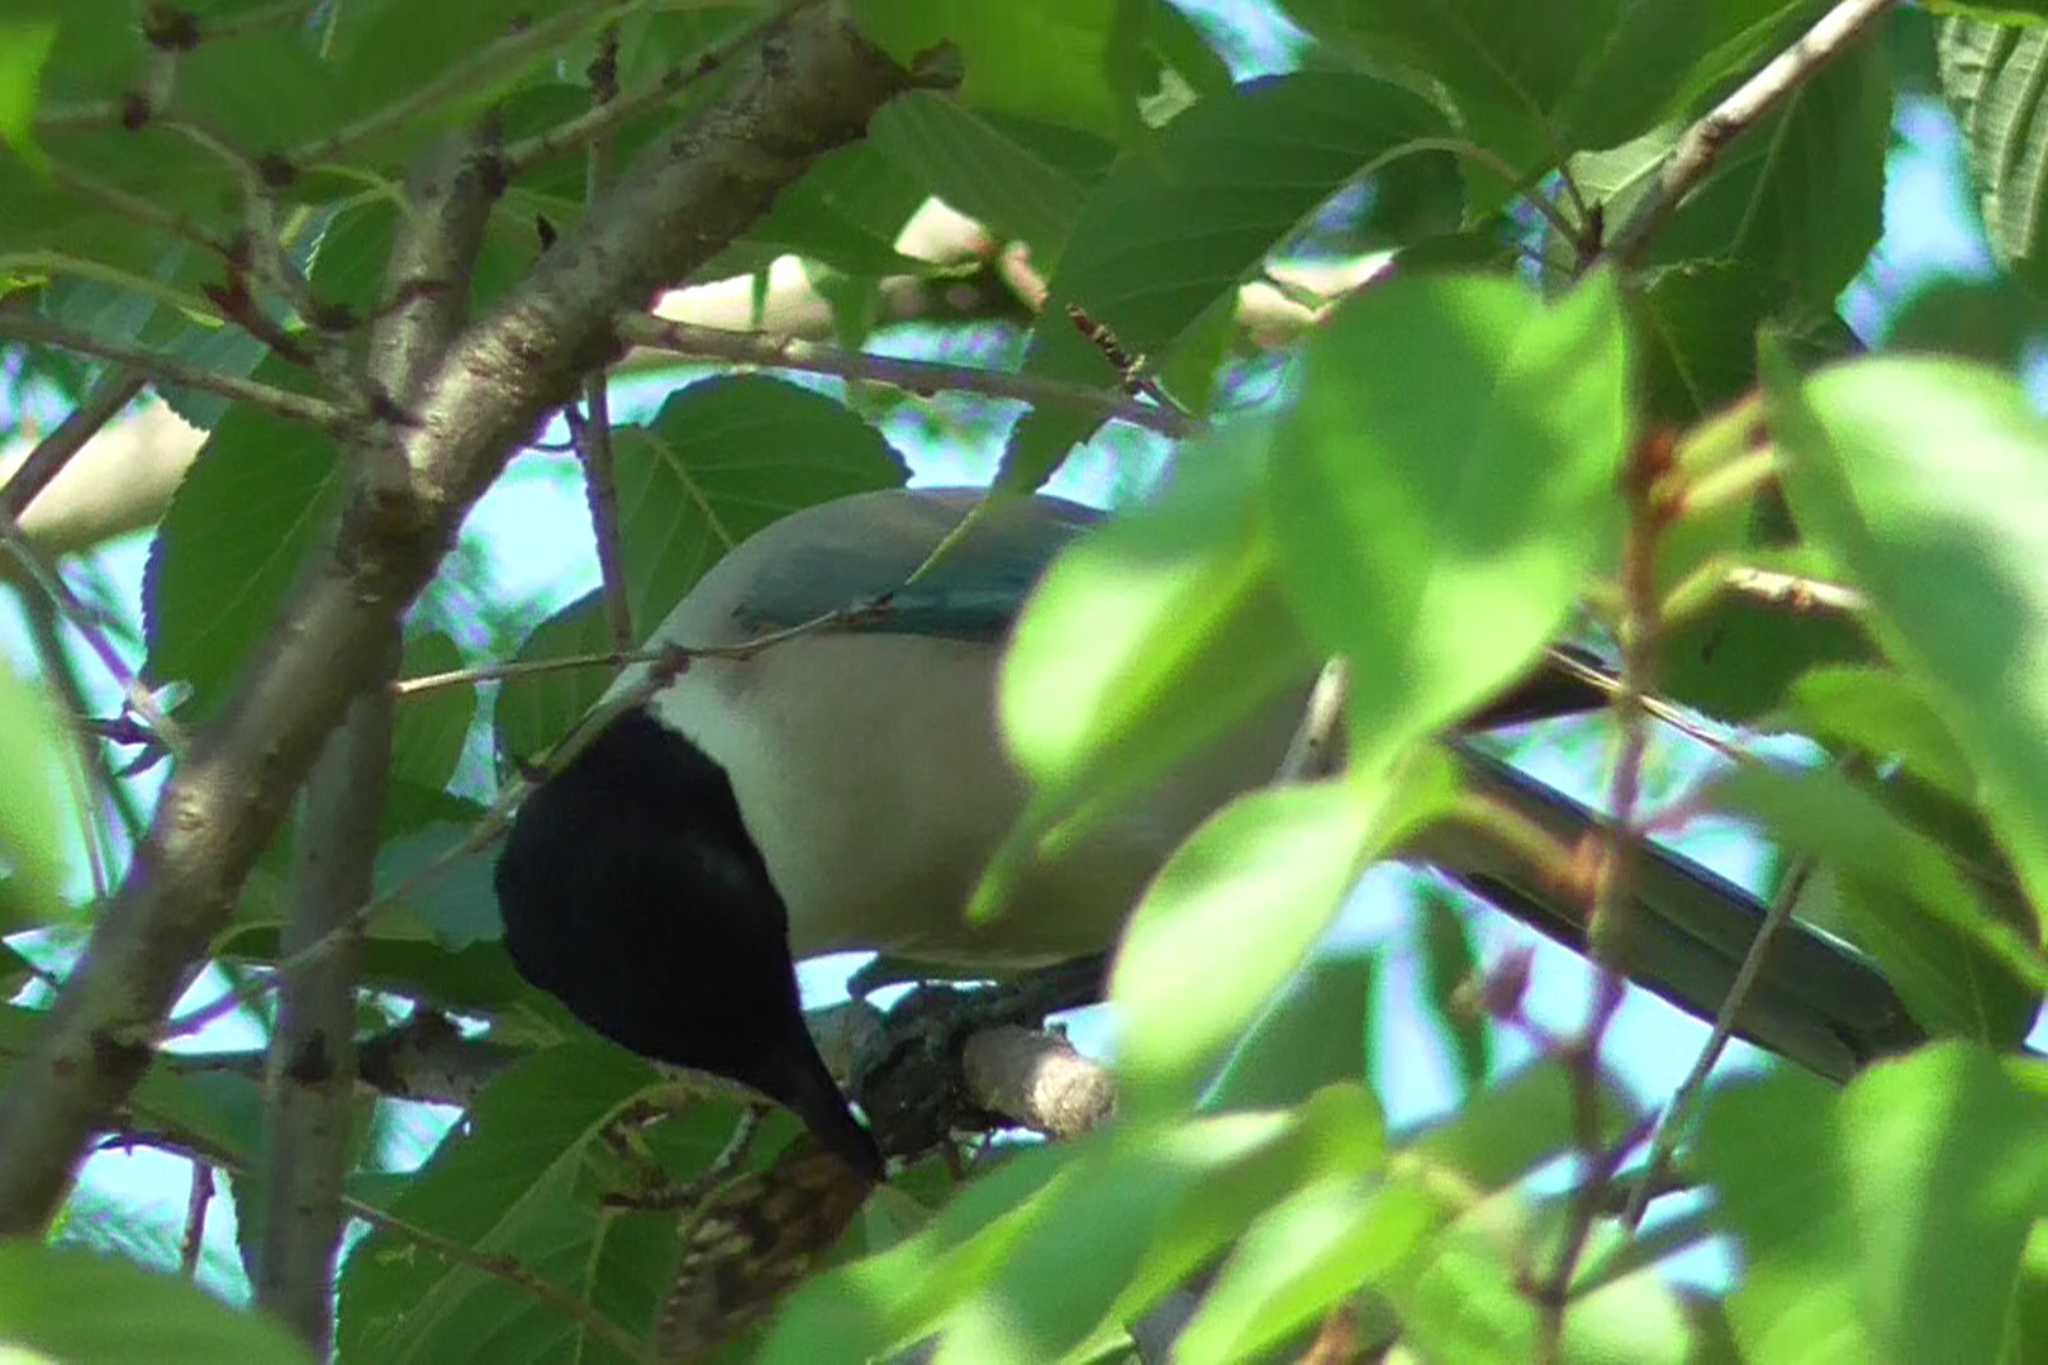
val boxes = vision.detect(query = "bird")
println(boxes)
[494,486,1922,1181]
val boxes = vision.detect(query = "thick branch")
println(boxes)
[0,5,910,1236]
[960,1026,1114,1140]
[1603,0,1899,265]
[255,667,394,1350]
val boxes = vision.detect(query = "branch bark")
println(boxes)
[1601,0,1900,266]
[254,671,393,1350]
[0,4,911,1236]
[254,130,483,1348]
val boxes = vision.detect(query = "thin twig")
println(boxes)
[1275,658,1349,782]
[1723,565,1866,616]
[617,313,1203,438]
[0,369,148,522]
[1602,0,1900,266]
[288,0,637,169]
[0,510,188,758]
[572,384,634,651]
[1619,858,1813,1230]
[49,163,232,257]
[501,24,749,176]
[179,1160,215,1278]
[197,0,319,42]
[0,315,348,432]
[1535,431,1672,1361]
[393,645,666,698]
[1404,135,1584,250]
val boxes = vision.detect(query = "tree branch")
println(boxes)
[615,313,1203,438]
[0,4,912,1236]
[0,315,348,432]
[1602,0,1900,266]
[255,663,393,1351]
[0,370,148,525]
[960,1026,1114,1140]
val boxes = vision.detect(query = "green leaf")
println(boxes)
[328,0,600,153]
[985,428,1316,917]
[217,923,531,1012]
[1567,2,1838,150]
[1279,0,1624,181]
[0,16,58,176]
[763,1142,1077,1364]
[1410,1062,1638,1193]
[374,823,500,952]
[1777,665,1977,801]
[1272,271,1627,770]
[869,92,1090,268]
[1659,574,1876,723]
[1202,950,1376,1112]
[1695,1066,1868,1361]
[1940,18,2048,296]
[1841,1044,2048,1365]
[1111,775,1417,1113]
[1174,1174,1436,1365]
[1765,352,2048,928]
[1701,1045,2048,1365]
[1051,71,1446,358]
[998,70,1449,487]
[493,593,615,768]
[938,1091,1387,1364]
[851,0,1132,135]
[0,658,72,929]
[1632,259,1858,426]
[335,1043,667,1364]
[613,375,909,631]
[1105,1086,1389,1333]
[390,630,474,801]
[1710,764,2044,1046]
[696,143,934,281]
[176,25,345,155]
[1418,891,1489,1098]
[142,377,343,721]
[0,1244,308,1364]
[1567,39,1890,307]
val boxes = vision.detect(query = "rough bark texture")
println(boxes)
[0,5,910,1235]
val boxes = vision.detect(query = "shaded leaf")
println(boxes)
[1940,17,2048,296]
[335,1044,667,1364]
[1712,763,2044,1045]
[869,92,1090,268]
[999,70,1449,487]
[1203,950,1376,1112]
[142,372,342,721]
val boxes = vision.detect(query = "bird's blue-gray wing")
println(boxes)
[730,489,1102,642]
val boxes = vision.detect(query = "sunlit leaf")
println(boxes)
[985,426,1316,917]
[1765,350,2048,929]
[0,1243,307,1364]
[1272,270,1627,770]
